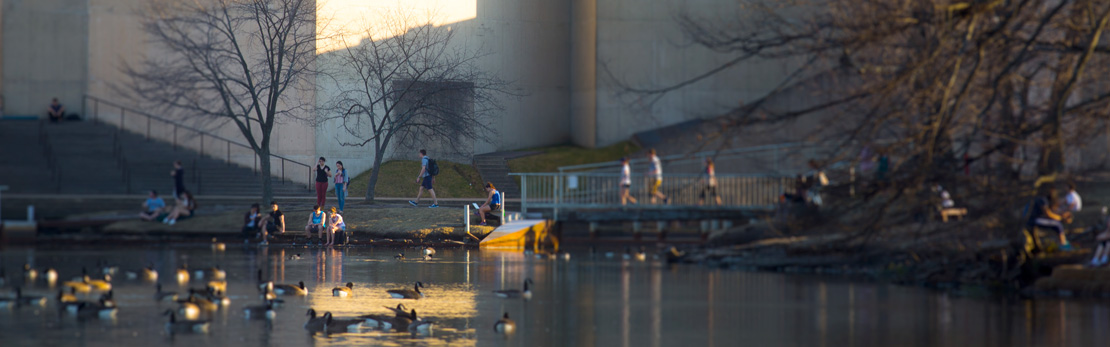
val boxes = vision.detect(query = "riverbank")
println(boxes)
[679,213,1100,297]
[37,206,496,245]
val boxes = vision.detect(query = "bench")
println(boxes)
[938,207,968,222]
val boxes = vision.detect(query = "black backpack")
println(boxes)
[427,158,440,176]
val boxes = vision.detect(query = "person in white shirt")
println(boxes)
[647,149,668,204]
[620,157,637,205]
[1064,182,1082,213]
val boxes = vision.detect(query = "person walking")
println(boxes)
[408,149,439,208]
[171,161,186,199]
[314,157,331,207]
[699,158,721,206]
[333,161,349,213]
[647,149,667,204]
[620,157,637,205]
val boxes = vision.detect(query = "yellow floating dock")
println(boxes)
[479,219,557,251]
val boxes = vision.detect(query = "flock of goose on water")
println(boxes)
[0,245,684,337]
[0,247,538,337]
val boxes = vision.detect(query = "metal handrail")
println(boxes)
[85,94,313,188]
[511,172,792,218]
[557,142,812,173]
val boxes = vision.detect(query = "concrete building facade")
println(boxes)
[1,0,791,181]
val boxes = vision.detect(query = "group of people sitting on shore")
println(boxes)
[138,190,196,225]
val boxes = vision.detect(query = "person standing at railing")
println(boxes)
[647,149,668,204]
[699,158,720,206]
[314,157,332,207]
[171,161,186,199]
[334,161,349,213]
[620,157,637,205]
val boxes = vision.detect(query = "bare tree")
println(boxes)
[321,8,512,201]
[124,0,317,203]
[616,1,1110,220]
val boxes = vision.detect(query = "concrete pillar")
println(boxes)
[570,0,597,148]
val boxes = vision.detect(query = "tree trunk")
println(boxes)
[259,147,273,204]
[364,139,385,201]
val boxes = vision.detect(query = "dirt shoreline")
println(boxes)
[677,220,1097,297]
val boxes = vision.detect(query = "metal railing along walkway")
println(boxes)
[512,172,792,220]
[83,95,313,188]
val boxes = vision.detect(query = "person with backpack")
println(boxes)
[408,149,439,208]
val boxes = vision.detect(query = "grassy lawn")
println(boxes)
[346,160,486,198]
[507,141,641,173]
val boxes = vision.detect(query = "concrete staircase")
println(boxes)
[472,153,522,199]
[0,119,312,196]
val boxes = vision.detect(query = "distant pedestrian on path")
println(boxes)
[334,161,349,213]
[139,190,167,221]
[699,158,720,206]
[314,157,331,207]
[476,182,501,226]
[620,157,637,205]
[171,161,186,198]
[647,149,668,204]
[408,149,439,208]
[305,205,327,240]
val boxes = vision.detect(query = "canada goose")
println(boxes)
[0,295,14,309]
[260,284,278,301]
[288,253,303,260]
[274,281,308,296]
[423,247,436,256]
[424,254,433,261]
[383,303,413,318]
[23,264,38,281]
[99,263,119,277]
[243,300,276,320]
[256,270,272,291]
[304,309,328,331]
[407,309,435,335]
[207,280,227,293]
[205,289,231,308]
[58,287,78,303]
[164,310,210,333]
[493,312,516,334]
[634,246,647,261]
[622,246,633,260]
[100,290,117,308]
[44,268,58,284]
[493,278,533,300]
[207,266,227,281]
[75,299,118,320]
[387,282,425,299]
[187,290,220,312]
[322,312,365,334]
[14,287,47,306]
[154,283,178,302]
[86,275,113,292]
[127,265,159,281]
[559,252,571,261]
[62,278,92,294]
[663,246,685,264]
[360,314,399,330]
[177,301,201,320]
[176,265,190,283]
[394,253,405,260]
[332,282,354,297]
[604,250,616,258]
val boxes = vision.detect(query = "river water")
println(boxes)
[1,244,1108,346]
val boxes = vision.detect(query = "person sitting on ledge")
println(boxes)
[257,201,284,245]
[47,98,66,123]
[164,190,196,226]
[139,190,167,221]
[242,203,262,239]
[305,205,327,240]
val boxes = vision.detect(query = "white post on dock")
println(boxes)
[500,191,505,223]
[465,204,470,232]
